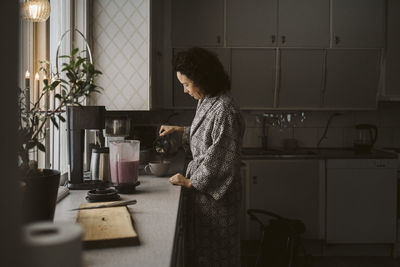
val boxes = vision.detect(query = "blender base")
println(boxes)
[115,181,141,194]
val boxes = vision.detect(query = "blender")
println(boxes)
[109,140,140,193]
[104,117,131,147]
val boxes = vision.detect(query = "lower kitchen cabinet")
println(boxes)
[326,159,397,243]
[242,159,323,240]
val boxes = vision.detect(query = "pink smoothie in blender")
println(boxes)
[109,140,140,193]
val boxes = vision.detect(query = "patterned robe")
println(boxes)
[182,92,245,267]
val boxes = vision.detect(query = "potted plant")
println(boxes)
[18,47,102,223]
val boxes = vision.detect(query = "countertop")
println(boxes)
[54,153,186,267]
[55,176,181,267]
[241,147,399,160]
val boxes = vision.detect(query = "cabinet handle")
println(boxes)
[271,35,276,43]
[281,35,286,44]
[335,36,340,44]
[217,35,221,44]
[252,176,257,185]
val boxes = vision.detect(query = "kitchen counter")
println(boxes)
[54,153,186,267]
[55,176,182,267]
[241,147,398,160]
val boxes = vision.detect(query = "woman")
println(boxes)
[159,47,245,267]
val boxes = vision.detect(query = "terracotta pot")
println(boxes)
[21,169,60,224]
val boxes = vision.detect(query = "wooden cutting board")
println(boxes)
[76,201,139,248]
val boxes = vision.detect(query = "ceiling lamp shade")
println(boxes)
[23,0,51,22]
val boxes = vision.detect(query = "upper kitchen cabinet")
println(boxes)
[171,0,224,47]
[324,49,381,109]
[384,0,400,100]
[332,0,385,48]
[278,0,330,48]
[226,0,277,47]
[226,0,330,48]
[278,49,325,108]
[172,48,231,108]
[231,49,276,109]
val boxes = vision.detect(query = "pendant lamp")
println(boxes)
[23,0,51,22]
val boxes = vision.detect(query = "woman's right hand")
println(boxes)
[159,125,184,136]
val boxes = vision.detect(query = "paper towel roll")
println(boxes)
[23,221,83,267]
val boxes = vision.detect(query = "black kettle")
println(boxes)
[353,124,378,153]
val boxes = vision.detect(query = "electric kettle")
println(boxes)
[353,124,378,153]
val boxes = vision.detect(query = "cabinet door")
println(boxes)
[278,49,325,108]
[226,0,278,47]
[279,0,330,47]
[172,48,231,108]
[246,160,320,240]
[385,0,400,99]
[324,49,381,109]
[332,0,385,48]
[231,49,276,109]
[171,0,224,47]
[326,160,397,243]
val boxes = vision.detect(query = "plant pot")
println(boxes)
[21,169,60,224]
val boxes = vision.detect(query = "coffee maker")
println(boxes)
[67,106,107,189]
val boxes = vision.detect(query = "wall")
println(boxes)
[91,0,150,110]
[242,102,400,149]
[1,1,22,266]
[110,101,400,150]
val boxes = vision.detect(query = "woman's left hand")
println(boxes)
[169,173,192,188]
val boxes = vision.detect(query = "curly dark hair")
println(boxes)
[173,47,230,96]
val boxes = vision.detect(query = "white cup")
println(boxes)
[144,161,171,177]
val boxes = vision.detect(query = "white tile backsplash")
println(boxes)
[243,127,263,148]
[354,111,379,125]
[268,127,292,148]
[375,127,394,148]
[316,127,344,148]
[242,103,400,149]
[393,128,400,147]
[293,128,319,148]
[328,112,355,127]
[343,127,357,148]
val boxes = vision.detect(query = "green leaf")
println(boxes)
[26,141,36,150]
[37,142,46,152]
[76,57,85,67]
[71,47,79,56]
[66,72,76,81]
[50,116,59,128]
[57,114,65,122]
[51,80,60,88]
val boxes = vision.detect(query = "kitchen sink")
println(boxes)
[242,148,318,158]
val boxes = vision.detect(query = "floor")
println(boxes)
[311,256,400,267]
[241,241,400,267]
